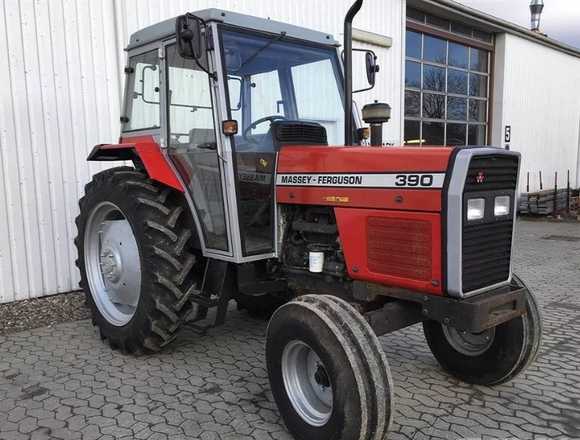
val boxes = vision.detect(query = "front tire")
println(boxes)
[75,167,201,353]
[266,295,393,440]
[423,277,542,386]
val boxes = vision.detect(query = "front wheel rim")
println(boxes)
[281,340,333,427]
[84,201,141,327]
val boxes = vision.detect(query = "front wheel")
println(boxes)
[423,277,542,386]
[266,295,393,440]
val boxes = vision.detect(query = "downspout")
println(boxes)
[576,117,580,189]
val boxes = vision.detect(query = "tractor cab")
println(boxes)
[118,9,369,263]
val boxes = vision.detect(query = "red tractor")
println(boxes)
[75,2,542,439]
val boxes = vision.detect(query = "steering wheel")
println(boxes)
[242,115,287,144]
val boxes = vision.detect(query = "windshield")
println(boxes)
[220,29,345,148]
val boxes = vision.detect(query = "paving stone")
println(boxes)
[0,220,579,440]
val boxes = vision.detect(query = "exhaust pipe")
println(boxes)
[529,0,544,32]
[344,0,363,146]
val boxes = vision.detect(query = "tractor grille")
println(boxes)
[461,154,518,293]
[462,219,513,292]
[273,122,328,145]
[367,217,432,281]
[465,155,519,192]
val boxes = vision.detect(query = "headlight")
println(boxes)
[467,198,485,221]
[494,195,510,216]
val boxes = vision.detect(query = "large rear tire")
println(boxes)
[423,277,542,386]
[75,167,201,353]
[266,295,393,440]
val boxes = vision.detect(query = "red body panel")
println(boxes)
[101,135,184,192]
[276,145,453,295]
[335,208,443,295]
[277,187,442,212]
[277,146,452,173]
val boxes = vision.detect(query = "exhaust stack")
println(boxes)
[530,0,544,32]
[344,0,363,146]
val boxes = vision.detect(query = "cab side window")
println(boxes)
[166,47,215,148]
[123,50,160,132]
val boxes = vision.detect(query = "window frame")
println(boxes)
[121,45,163,134]
[404,19,493,147]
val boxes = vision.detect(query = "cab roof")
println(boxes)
[127,8,340,51]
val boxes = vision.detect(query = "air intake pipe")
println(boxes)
[344,0,363,146]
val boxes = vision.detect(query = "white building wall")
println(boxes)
[491,33,580,193]
[0,0,404,303]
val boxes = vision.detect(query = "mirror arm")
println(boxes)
[353,84,374,94]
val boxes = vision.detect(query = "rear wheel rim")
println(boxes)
[443,325,495,356]
[84,202,141,327]
[281,340,333,427]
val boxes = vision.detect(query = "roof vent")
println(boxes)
[529,0,544,32]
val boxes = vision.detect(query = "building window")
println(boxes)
[404,23,491,146]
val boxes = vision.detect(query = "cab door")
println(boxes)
[162,43,231,255]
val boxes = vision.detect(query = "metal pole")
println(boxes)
[370,124,383,147]
[526,172,530,193]
[553,171,558,215]
[567,169,571,214]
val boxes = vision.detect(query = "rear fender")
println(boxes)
[88,140,184,192]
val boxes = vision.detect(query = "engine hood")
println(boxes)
[275,145,454,212]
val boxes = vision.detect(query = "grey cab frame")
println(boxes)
[121,20,354,264]
[121,23,278,264]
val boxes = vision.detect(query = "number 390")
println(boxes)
[394,174,434,187]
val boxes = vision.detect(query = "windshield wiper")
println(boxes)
[238,31,287,71]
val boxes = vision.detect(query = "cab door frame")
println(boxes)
[206,22,278,263]
[158,23,278,263]
[158,37,235,261]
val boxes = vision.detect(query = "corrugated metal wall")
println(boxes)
[491,33,580,193]
[0,0,405,303]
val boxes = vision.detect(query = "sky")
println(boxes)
[454,0,580,49]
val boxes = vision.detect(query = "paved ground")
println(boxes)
[1,219,579,440]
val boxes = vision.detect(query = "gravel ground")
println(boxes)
[0,291,90,336]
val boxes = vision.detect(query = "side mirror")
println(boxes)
[176,13,203,59]
[365,51,379,87]
[349,48,380,93]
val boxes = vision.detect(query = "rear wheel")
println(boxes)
[75,167,201,353]
[266,295,393,440]
[423,277,542,386]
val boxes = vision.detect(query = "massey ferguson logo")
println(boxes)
[475,171,486,184]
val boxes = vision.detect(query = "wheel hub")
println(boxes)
[84,202,142,327]
[443,325,496,356]
[314,364,330,389]
[100,247,123,283]
[281,340,333,427]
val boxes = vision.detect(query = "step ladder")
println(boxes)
[186,259,234,334]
